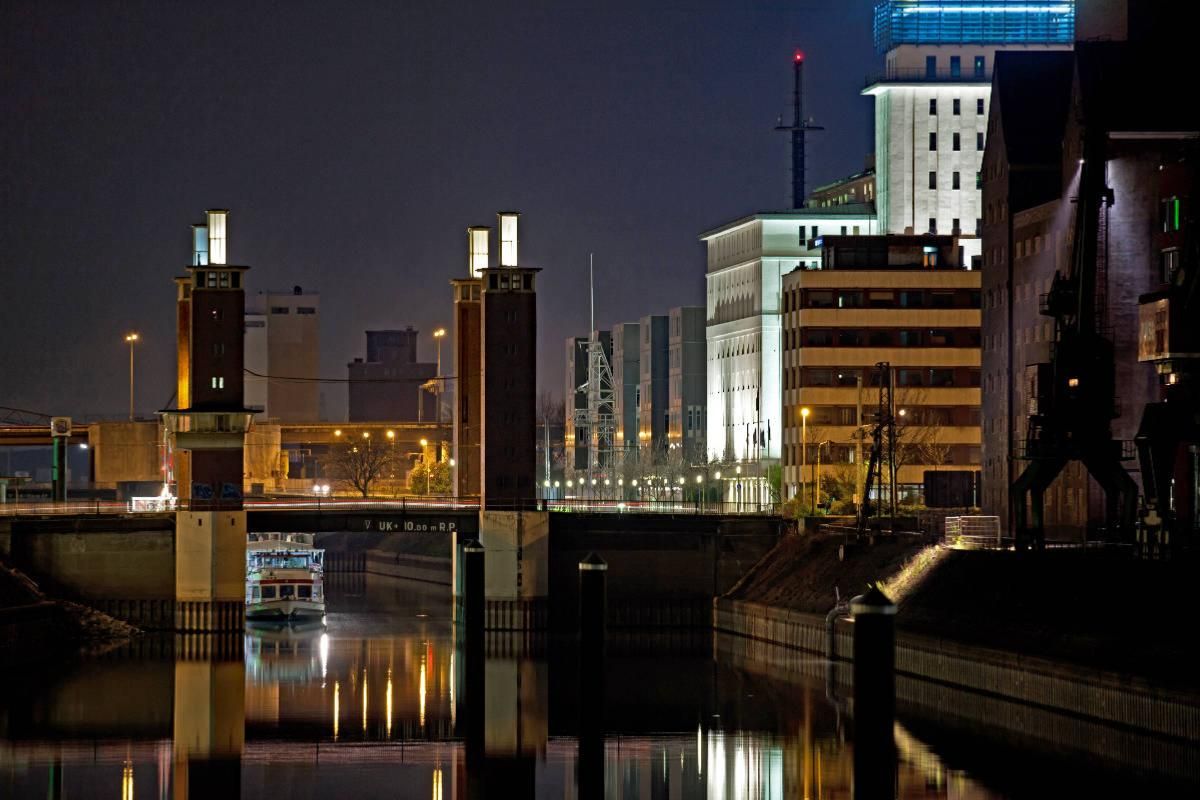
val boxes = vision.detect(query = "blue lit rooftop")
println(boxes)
[874,1,1075,52]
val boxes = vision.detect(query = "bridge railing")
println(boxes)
[0,496,781,518]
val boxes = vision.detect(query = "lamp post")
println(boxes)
[433,328,446,425]
[124,332,139,421]
[800,407,810,508]
[813,440,831,511]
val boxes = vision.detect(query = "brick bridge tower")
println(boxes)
[164,209,253,632]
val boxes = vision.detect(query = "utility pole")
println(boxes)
[856,374,864,510]
[125,332,139,421]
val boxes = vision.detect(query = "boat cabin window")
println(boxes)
[257,555,312,569]
[298,585,312,599]
[261,585,277,599]
[280,585,296,599]
[251,586,261,600]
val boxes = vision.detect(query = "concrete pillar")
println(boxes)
[174,511,246,632]
[850,585,896,800]
[464,510,548,630]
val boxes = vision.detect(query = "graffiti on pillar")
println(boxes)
[192,483,214,500]
[220,482,243,500]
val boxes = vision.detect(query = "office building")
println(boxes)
[611,322,641,456]
[637,314,670,454]
[780,234,981,501]
[864,0,1075,265]
[668,306,706,461]
[244,287,319,422]
[347,328,436,422]
[703,206,879,482]
[808,157,876,209]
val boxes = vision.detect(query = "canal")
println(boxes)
[2,573,1197,797]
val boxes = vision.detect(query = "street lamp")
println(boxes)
[800,407,810,507]
[433,328,446,425]
[124,332,139,421]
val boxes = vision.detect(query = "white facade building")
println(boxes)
[865,1,1076,265]
[702,207,878,476]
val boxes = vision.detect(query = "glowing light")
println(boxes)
[794,50,804,62]
[420,438,429,447]
[1067,377,1080,388]
[122,760,134,800]
[333,681,340,740]
[449,458,456,466]
[362,431,370,439]
[386,668,393,739]
[631,479,638,487]
[124,332,139,343]
[419,660,427,729]
[334,429,342,437]
[80,443,88,450]
[432,767,444,800]
[544,480,551,488]
[801,407,810,419]
[319,633,329,681]
[433,328,446,339]
[714,471,721,479]
[387,429,395,439]
[362,670,368,733]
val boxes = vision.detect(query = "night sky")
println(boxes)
[1,0,877,421]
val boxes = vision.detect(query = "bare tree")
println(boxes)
[328,440,396,498]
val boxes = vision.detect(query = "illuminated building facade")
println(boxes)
[702,207,878,487]
[638,314,670,454]
[610,321,641,455]
[865,1,1076,265]
[780,235,981,502]
[667,306,706,460]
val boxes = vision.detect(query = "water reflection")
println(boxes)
[1,575,1197,798]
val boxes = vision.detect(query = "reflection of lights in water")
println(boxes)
[420,661,427,729]
[431,766,443,800]
[449,651,455,727]
[319,633,329,684]
[121,760,134,800]
[362,670,369,734]
[386,669,394,739]
[734,742,747,796]
[333,681,340,740]
[697,724,703,777]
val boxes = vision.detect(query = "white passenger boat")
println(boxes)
[245,533,326,622]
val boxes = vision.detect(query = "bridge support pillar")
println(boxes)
[174,511,246,632]
[454,510,548,630]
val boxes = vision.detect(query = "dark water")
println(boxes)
[2,574,1197,798]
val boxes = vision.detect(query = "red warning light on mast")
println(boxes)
[794,50,805,62]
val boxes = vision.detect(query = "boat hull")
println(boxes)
[245,599,326,622]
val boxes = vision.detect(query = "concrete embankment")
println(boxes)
[716,532,1200,737]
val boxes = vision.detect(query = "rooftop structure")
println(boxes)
[873,1,1075,53]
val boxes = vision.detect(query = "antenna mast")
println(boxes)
[775,50,824,209]
[573,255,616,488]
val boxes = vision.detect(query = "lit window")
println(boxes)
[974,56,985,79]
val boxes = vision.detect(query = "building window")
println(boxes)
[976,217,982,235]
[811,225,819,239]
[952,217,960,232]
[928,218,937,233]
[840,225,847,235]
[212,343,225,356]
[952,172,961,190]
[950,56,961,78]
[929,172,937,190]
[211,376,224,389]
[929,132,937,151]
[953,98,960,115]
[926,55,936,78]
[952,133,961,151]
[1161,197,1181,232]
[974,55,985,78]
[271,306,290,314]
[297,307,316,314]
[798,225,807,245]
[976,171,982,189]
[899,290,923,308]
[1161,248,1181,282]
[898,330,922,346]
[974,132,984,152]
[929,98,937,115]
[807,290,835,308]
[977,98,985,115]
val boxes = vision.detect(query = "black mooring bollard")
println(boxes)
[851,585,896,800]
[578,552,607,799]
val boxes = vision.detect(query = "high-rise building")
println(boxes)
[637,314,670,454]
[667,307,706,461]
[610,322,641,456]
[703,207,879,479]
[780,234,981,503]
[244,286,319,422]
[865,0,1075,264]
[450,227,486,498]
[346,328,437,422]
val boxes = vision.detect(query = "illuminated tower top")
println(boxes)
[873,1,1076,52]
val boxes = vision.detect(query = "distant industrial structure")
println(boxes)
[347,328,437,423]
[244,286,320,422]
